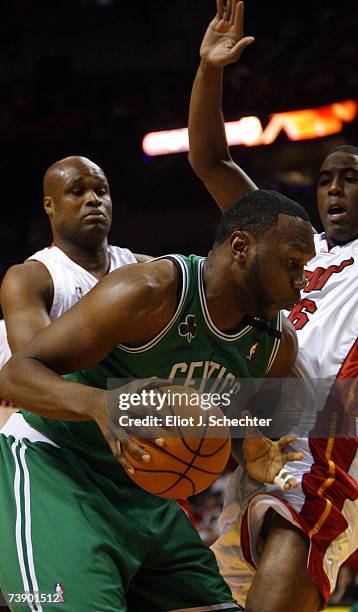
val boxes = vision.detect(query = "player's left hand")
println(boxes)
[200,0,254,68]
[242,413,303,490]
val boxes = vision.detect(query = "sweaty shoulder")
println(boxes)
[106,257,178,299]
[2,261,53,311]
[267,315,298,378]
[92,258,181,346]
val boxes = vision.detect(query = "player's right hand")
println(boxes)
[200,0,254,68]
[95,378,170,474]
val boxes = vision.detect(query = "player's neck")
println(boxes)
[326,233,358,250]
[54,237,110,279]
[202,256,246,332]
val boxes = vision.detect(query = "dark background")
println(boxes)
[0,0,357,276]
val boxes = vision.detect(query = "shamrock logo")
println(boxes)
[178,314,197,343]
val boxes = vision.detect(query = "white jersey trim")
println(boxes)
[11,440,35,611]
[198,259,252,342]
[117,255,189,354]
[11,440,43,611]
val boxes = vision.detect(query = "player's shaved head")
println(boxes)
[324,144,358,160]
[42,155,112,248]
[43,156,105,197]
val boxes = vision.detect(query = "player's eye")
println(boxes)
[345,174,358,183]
[71,188,83,196]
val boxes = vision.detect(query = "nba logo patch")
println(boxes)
[247,342,259,360]
[55,582,64,603]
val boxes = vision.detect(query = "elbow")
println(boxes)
[188,150,236,183]
[188,150,200,174]
[0,358,19,404]
[188,151,214,181]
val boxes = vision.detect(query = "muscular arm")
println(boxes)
[0,263,52,425]
[2,255,155,353]
[1,262,53,352]
[0,259,178,422]
[188,0,256,212]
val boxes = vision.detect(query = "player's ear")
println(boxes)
[43,195,55,219]
[231,231,252,265]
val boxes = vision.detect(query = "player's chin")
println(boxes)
[325,225,354,245]
[82,220,110,235]
[83,217,109,228]
[259,304,280,320]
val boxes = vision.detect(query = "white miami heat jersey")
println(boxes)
[27,244,136,320]
[287,232,358,383]
[219,232,358,526]
[215,235,358,605]
[0,319,17,411]
[277,232,358,438]
[0,320,11,369]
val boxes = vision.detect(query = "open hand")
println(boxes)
[200,0,254,68]
[243,413,303,490]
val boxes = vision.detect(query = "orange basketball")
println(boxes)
[123,385,231,498]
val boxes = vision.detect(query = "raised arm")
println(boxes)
[188,0,257,211]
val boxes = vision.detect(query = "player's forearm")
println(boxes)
[0,354,104,421]
[188,59,257,212]
[188,60,229,177]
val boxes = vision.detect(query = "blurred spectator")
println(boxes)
[190,472,232,546]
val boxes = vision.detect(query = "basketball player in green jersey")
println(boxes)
[0,189,314,612]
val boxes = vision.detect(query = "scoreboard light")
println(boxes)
[142,100,357,156]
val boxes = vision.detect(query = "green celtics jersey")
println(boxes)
[22,255,282,480]
[68,254,282,384]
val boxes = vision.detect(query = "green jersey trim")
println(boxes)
[117,255,189,354]
[197,258,253,342]
[264,311,283,375]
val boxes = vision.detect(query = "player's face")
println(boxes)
[317,152,358,247]
[52,161,112,243]
[243,216,315,320]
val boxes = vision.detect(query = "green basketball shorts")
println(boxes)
[0,414,240,612]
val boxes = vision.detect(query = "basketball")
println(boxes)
[123,385,231,498]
